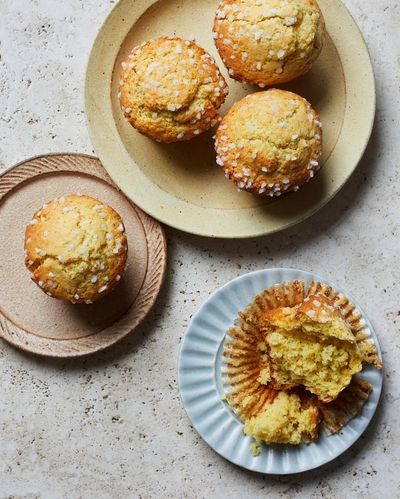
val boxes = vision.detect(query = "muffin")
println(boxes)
[263,295,363,402]
[24,194,128,304]
[243,391,320,445]
[215,89,322,196]
[223,279,381,447]
[213,0,325,87]
[119,36,229,143]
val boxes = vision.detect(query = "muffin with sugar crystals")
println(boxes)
[215,89,322,197]
[213,0,325,87]
[119,36,229,143]
[24,194,128,304]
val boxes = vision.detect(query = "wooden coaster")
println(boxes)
[0,153,167,357]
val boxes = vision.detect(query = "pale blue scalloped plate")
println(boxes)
[177,268,383,474]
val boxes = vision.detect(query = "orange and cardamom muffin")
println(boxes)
[223,279,381,447]
[263,295,363,402]
[243,390,320,445]
[24,194,128,304]
[215,89,322,196]
[213,0,325,87]
[119,36,229,143]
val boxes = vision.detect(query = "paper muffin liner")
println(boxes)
[239,280,305,330]
[222,279,381,437]
[223,321,279,422]
[319,377,373,435]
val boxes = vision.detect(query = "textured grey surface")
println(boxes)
[0,1,399,498]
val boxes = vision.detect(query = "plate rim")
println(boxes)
[84,0,376,239]
[0,153,167,358]
[177,267,383,474]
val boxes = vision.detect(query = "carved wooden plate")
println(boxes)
[0,153,167,357]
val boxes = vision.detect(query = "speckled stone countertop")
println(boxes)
[0,1,399,497]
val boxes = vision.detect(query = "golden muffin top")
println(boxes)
[24,194,128,304]
[119,36,229,143]
[215,89,322,196]
[263,295,363,402]
[213,0,325,86]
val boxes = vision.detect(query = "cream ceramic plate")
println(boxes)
[85,0,375,238]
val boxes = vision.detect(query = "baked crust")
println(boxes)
[119,36,228,143]
[24,194,128,304]
[215,89,322,196]
[213,0,325,86]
